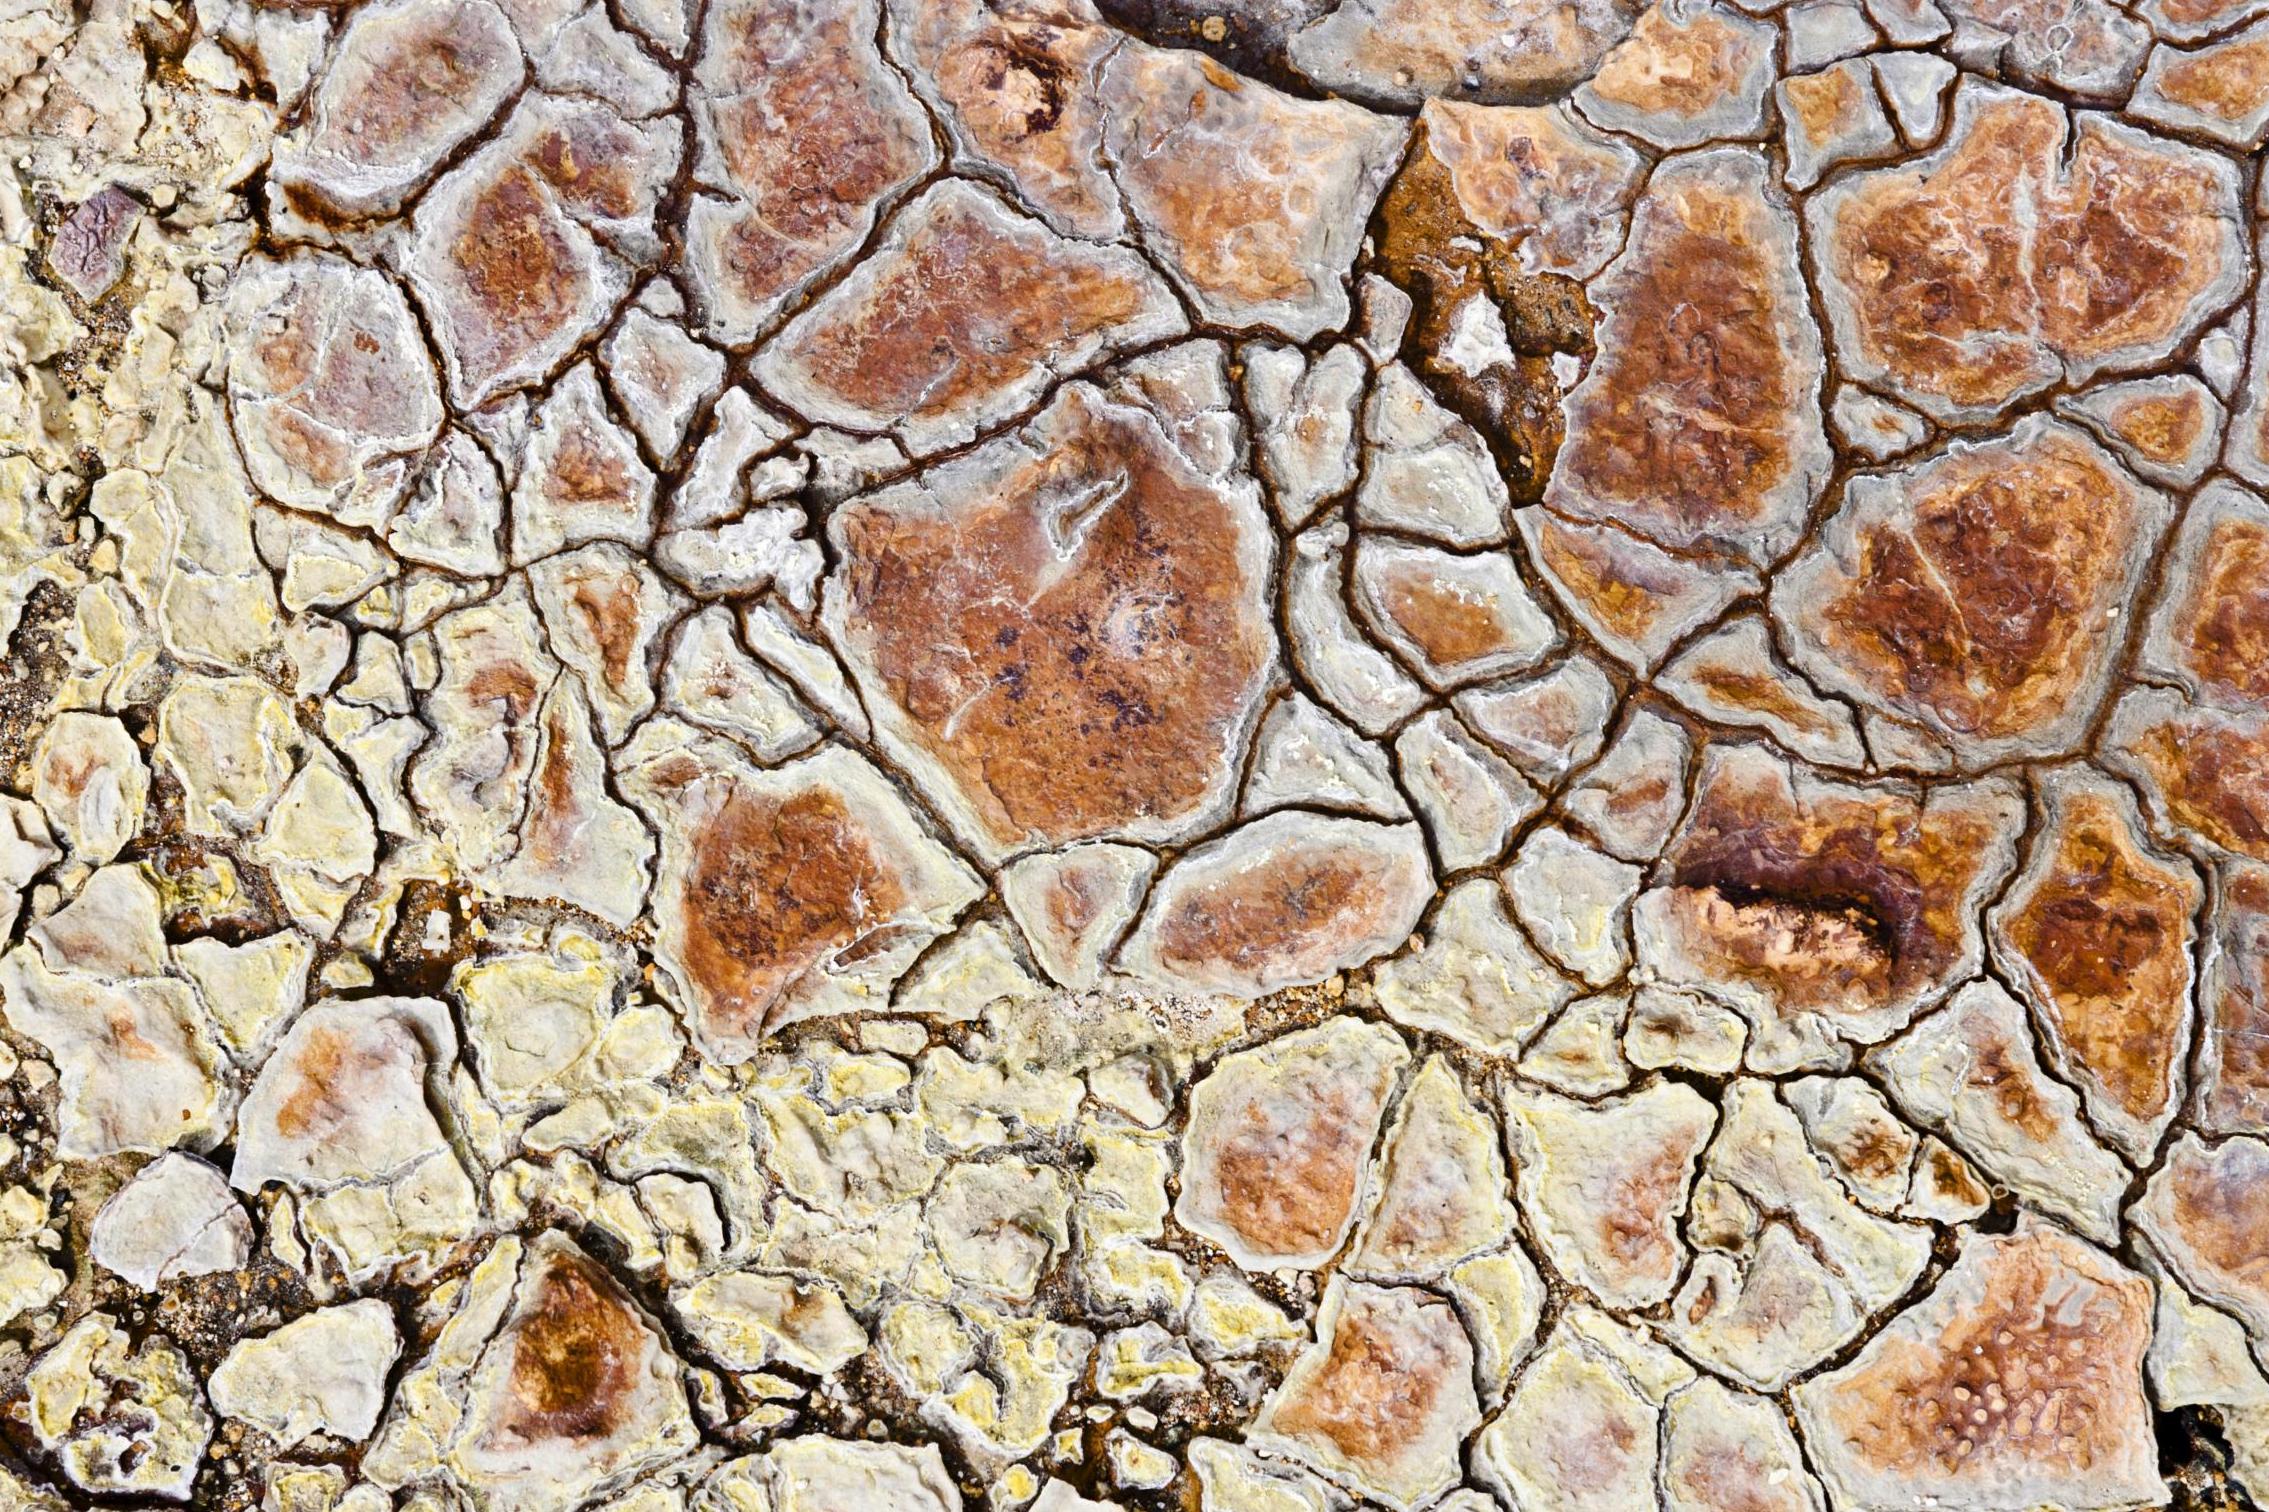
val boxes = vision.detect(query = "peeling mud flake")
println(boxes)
[1504,1078,1716,1309]
[224,253,447,529]
[268,0,524,219]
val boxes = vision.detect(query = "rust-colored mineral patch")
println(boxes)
[686,0,935,344]
[1811,81,2246,422]
[755,179,1184,455]
[1795,1224,2160,1510]
[1254,1279,1480,1507]
[486,1251,646,1446]
[1776,417,2168,763]
[1547,147,1828,566]
[2106,687,2269,863]
[1175,1016,1409,1269]
[1639,743,2022,1039]
[1101,43,1407,338]
[889,0,1126,238]
[1992,770,2200,1158]
[826,384,1273,858]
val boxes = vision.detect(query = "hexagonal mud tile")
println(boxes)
[886,0,1125,240]
[1662,1376,1827,1512]
[1351,536,1557,691]
[2102,684,2269,863]
[1635,742,2025,1046]
[223,253,445,529]
[684,0,935,345]
[1347,1055,1516,1279]
[824,382,1274,861]
[1505,1077,1715,1309]
[408,580,561,872]
[2139,478,2269,715]
[1241,693,1406,821]
[1244,340,1364,528]
[998,842,1158,991]
[756,179,1185,457]
[482,678,655,926]
[1809,80,2247,423]
[620,735,984,1058]
[2133,21,2269,145]
[1780,58,1899,190]
[1990,766,2201,1162]
[1775,417,2171,765]
[1357,363,1513,546]
[2059,372,2227,488]
[1119,811,1434,995]
[1671,1079,1933,1387]
[448,1233,700,1508]
[403,97,678,406]
[1474,1307,1692,1512]
[1573,0,1777,148]
[1372,876,1574,1052]
[2136,1134,2269,1355]
[1394,711,1543,872]
[1517,505,1759,673]
[1547,146,1828,567]
[1249,1278,1481,1510]
[1794,1222,2160,1512]
[1658,615,1867,770]
[1099,43,1406,339]
[1173,1015,1408,1270]
[1288,0,1639,108]
[527,541,681,744]
[267,0,523,220]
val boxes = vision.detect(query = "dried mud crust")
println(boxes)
[0,0,2267,1508]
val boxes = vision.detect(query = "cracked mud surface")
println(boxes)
[0,0,2265,1506]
